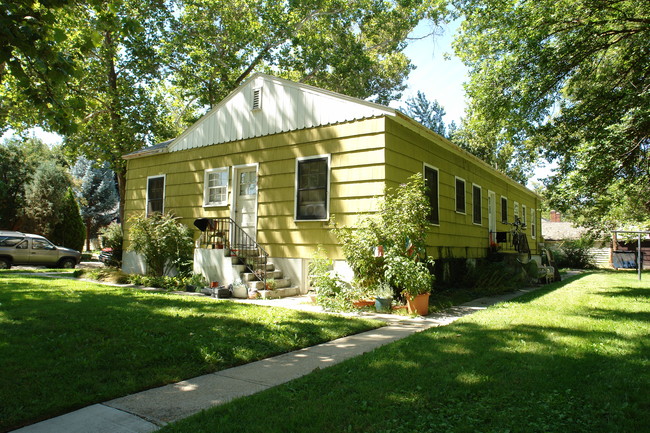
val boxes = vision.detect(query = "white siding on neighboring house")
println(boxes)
[168,74,395,152]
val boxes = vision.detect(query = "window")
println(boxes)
[514,201,520,220]
[531,209,536,238]
[501,196,508,223]
[455,177,466,214]
[0,236,23,247]
[424,165,440,224]
[204,168,229,207]
[295,155,330,221]
[238,170,257,196]
[146,175,165,216]
[522,205,527,227]
[32,238,54,250]
[472,184,482,225]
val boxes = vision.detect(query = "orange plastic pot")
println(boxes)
[406,292,430,316]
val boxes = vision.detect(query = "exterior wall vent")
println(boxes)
[252,87,262,110]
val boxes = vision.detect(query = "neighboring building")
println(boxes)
[542,211,611,267]
[122,73,543,292]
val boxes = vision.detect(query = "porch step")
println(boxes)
[246,278,292,290]
[257,286,300,299]
[242,270,283,282]
[232,257,273,271]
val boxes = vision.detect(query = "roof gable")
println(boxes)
[167,73,395,153]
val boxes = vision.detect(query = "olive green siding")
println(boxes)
[124,119,387,259]
[124,115,541,262]
[384,116,541,259]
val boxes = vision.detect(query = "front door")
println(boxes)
[488,190,496,233]
[233,166,258,240]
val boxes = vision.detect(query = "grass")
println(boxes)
[161,271,650,433]
[0,274,383,432]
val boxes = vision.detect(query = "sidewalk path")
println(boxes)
[13,273,580,433]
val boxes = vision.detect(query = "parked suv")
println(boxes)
[0,231,81,269]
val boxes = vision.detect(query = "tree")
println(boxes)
[23,161,72,237]
[453,0,650,230]
[71,156,119,251]
[61,0,178,224]
[0,0,87,134]
[50,187,85,251]
[165,0,447,111]
[402,91,447,137]
[0,140,30,229]
[0,136,68,230]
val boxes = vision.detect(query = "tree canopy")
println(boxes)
[453,0,650,231]
[402,91,448,137]
[2,0,448,222]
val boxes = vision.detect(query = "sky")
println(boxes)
[390,19,468,126]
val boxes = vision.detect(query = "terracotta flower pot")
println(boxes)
[406,292,430,316]
[352,299,375,308]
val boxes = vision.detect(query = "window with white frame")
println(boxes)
[455,177,466,214]
[514,201,520,220]
[424,164,440,224]
[146,175,165,216]
[472,184,482,225]
[204,168,229,207]
[295,155,330,221]
[522,204,527,227]
[531,208,537,238]
[501,196,508,223]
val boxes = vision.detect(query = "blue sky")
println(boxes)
[391,19,468,126]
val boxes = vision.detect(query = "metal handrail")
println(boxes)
[194,217,268,285]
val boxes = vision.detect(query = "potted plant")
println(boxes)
[374,281,393,313]
[265,278,277,291]
[185,273,206,292]
[232,278,248,298]
[384,252,434,316]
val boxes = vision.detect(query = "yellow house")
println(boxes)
[123,73,542,294]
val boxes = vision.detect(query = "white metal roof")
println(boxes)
[164,73,395,153]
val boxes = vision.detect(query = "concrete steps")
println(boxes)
[235,257,297,299]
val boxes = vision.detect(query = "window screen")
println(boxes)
[296,157,328,220]
[424,166,439,224]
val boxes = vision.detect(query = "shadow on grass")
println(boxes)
[0,275,379,432]
[161,274,650,433]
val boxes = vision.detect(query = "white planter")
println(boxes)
[232,284,248,299]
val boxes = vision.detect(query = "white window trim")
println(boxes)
[514,201,520,219]
[424,163,440,226]
[455,176,466,215]
[294,154,331,222]
[203,167,229,207]
[522,204,527,229]
[531,208,537,239]
[501,195,508,224]
[146,174,166,217]
[472,183,482,226]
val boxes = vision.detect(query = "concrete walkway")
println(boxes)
[12,275,579,433]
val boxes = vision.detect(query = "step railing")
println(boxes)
[193,217,268,286]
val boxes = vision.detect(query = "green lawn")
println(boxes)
[161,271,650,433]
[0,274,382,432]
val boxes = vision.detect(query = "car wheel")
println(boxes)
[0,258,11,270]
[59,258,76,269]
